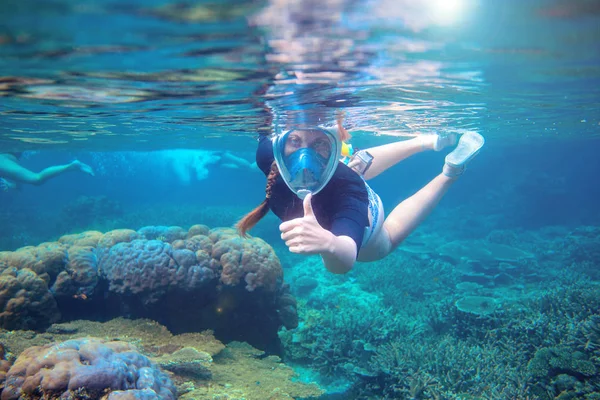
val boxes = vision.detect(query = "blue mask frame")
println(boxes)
[272,127,341,199]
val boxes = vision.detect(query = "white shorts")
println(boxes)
[362,180,384,247]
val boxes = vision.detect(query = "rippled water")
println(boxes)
[1,0,599,151]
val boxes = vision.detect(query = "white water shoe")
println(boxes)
[443,131,485,177]
[434,132,459,152]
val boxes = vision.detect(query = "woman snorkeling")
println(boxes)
[237,116,484,274]
[0,152,94,191]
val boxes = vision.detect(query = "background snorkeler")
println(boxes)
[0,152,94,191]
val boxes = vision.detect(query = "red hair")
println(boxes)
[236,161,279,236]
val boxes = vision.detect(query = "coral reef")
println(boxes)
[2,337,176,400]
[455,295,499,316]
[0,225,297,353]
[0,267,59,330]
[0,318,323,400]
[279,226,600,399]
[51,245,98,298]
[100,239,214,305]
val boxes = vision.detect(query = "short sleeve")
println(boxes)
[320,168,370,255]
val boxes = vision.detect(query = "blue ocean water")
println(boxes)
[0,0,599,398]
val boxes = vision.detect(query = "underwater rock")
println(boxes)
[455,296,499,316]
[179,341,324,400]
[1,337,176,400]
[437,240,534,264]
[46,321,80,334]
[295,276,319,295]
[152,346,213,379]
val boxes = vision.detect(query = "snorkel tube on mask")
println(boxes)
[272,126,341,199]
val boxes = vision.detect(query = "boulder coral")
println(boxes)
[0,225,297,351]
[51,245,99,298]
[1,337,176,400]
[212,235,283,292]
[0,267,59,330]
[0,242,67,280]
[138,225,187,243]
[99,239,216,305]
[57,231,104,247]
[0,318,322,400]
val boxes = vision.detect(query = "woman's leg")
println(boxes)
[383,173,455,250]
[358,173,455,261]
[363,131,485,260]
[0,155,93,185]
[353,134,457,180]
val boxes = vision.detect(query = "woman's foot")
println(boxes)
[71,160,95,176]
[443,131,485,177]
[419,132,459,151]
[0,178,16,191]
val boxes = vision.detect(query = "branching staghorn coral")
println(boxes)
[370,334,532,398]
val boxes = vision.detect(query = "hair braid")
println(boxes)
[236,161,279,237]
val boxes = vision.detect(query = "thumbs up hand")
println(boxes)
[279,193,334,255]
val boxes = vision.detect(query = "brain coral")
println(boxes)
[96,229,140,266]
[0,242,67,280]
[99,239,215,304]
[211,235,283,292]
[51,245,99,298]
[0,267,59,330]
[58,231,104,247]
[1,337,176,400]
[138,225,187,243]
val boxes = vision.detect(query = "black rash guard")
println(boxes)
[256,135,369,254]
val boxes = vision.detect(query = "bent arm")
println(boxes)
[321,234,357,274]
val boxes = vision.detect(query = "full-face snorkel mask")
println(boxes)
[272,127,341,199]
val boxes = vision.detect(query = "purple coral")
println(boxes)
[1,338,176,400]
[99,239,215,304]
[51,245,99,298]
